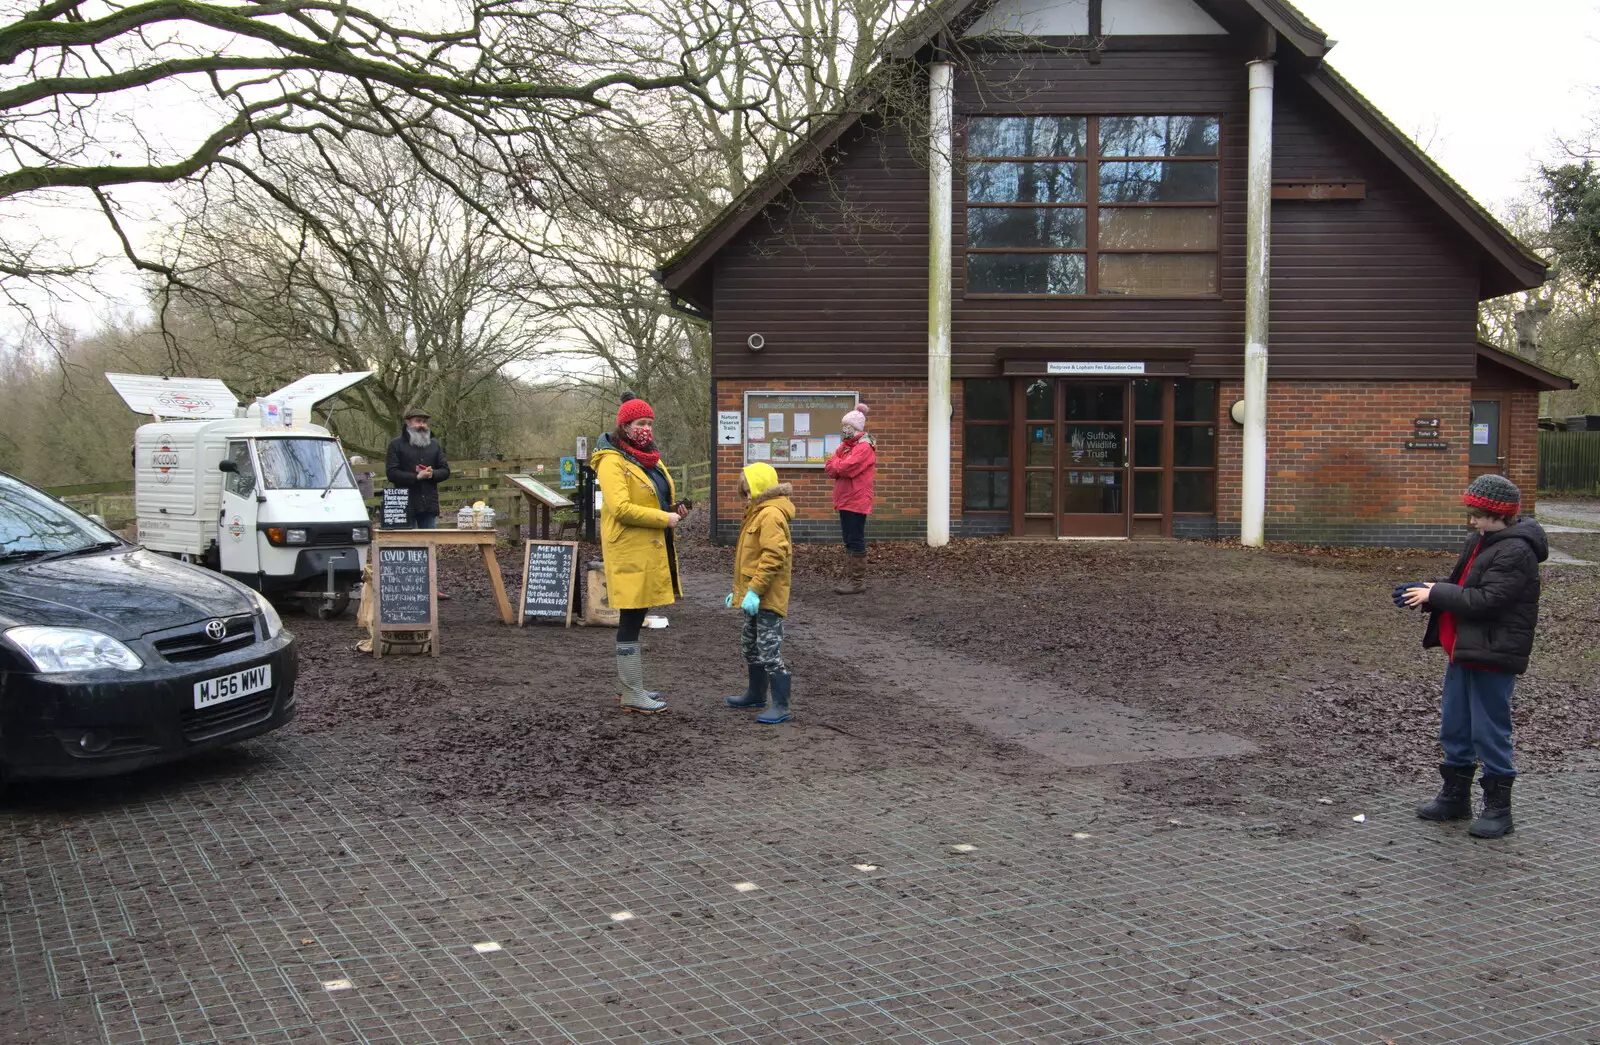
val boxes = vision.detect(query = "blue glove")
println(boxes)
[724,593,734,608]
[1391,581,1423,609]
[741,590,761,616]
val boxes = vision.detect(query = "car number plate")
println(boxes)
[193,665,273,710]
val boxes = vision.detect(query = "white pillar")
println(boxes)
[1241,59,1275,548]
[927,59,954,548]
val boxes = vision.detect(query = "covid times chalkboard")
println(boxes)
[373,544,438,656]
[381,486,413,528]
[519,540,578,627]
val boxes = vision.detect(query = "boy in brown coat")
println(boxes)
[723,462,796,724]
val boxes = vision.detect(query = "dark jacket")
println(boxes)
[1423,518,1548,674]
[385,428,451,517]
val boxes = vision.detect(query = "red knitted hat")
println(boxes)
[617,398,654,427]
[1462,474,1520,517]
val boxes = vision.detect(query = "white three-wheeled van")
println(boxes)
[107,371,374,617]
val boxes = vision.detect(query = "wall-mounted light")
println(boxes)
[746,333,765,353]
[1229,399,1246,425]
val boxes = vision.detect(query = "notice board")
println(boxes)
[373,544,438,657]
[519,540,578,626]
[742,390,857,468]
[380,486,413,528]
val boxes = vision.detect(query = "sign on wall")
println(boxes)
[1046,362,1147,375]
[742,391,858,468]
[717,411,743,445]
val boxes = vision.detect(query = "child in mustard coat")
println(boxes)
[724,462,796,723]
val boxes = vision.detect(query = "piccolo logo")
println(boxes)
[152,437,180,485]
[156,392,213,414]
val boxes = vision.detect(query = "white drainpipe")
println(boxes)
[927,59,954,548]
[1241,59,1275,548]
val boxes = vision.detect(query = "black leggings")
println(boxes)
[616,608,649,643]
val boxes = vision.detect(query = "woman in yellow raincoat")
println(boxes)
[591,394,690,712]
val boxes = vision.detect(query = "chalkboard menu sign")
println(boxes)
[519,540,578,626]
[381,486,413,528]
[373,544,438,656]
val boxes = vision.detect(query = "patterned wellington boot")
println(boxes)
[615,641,667,713]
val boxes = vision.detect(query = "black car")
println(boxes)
[0,471,298,780]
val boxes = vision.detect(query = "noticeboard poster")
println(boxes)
[742,391,857,468]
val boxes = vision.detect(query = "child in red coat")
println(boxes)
[823,403,876,594]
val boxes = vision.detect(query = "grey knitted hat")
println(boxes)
[1463,474,1520,516]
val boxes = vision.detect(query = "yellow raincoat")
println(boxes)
[732,464,794,617]
[593,438,682,610]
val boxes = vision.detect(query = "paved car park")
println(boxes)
[5,727,1600,1045]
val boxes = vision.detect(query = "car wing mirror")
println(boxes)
[218,459,239,473]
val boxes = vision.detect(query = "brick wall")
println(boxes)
[714,378,965,542]
[1506,389,1540,516]
[1215,380,1472,548]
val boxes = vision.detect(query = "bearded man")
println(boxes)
[384,406,451,528]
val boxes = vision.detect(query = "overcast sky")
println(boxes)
[12,0,1600,334]
[1292,0,1600,208]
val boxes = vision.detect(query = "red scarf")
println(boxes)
[621,434,661,471]
[835,433,863,457]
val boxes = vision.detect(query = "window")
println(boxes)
[963,380,1010,513]
[965,115,1220,297]
[1173,380,1218,514]
[256,439,354,491]
[224,441,256,498]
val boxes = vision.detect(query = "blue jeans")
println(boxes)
[1439,662,1517,777]
[414,512,438,529]
[839,510,867,555]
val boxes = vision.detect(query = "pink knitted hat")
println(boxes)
[842,403,869,431]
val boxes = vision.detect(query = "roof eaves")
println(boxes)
[1302,65,1547,295]
[1476,341,1577,391]
[1243,0,1327,56]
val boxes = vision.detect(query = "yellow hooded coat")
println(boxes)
[592,438,681,610]
[732,463,795,617]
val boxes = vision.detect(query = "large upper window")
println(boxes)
[964,115,1220,297]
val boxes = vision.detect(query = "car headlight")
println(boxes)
[352,526,370,542]
[4,626,143,673]
[246,588,285,639]
[264,527,309,545]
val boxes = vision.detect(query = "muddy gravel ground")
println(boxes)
[284,518,1600,832]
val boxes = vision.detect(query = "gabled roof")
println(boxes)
[657,0,1547,310]
[1476,341,1577,392]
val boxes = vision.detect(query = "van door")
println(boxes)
[218,440,261,579]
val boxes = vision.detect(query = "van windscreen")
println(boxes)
[256,439,354,491]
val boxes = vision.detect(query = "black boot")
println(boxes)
[757,671,791,724]
[1416,762,1475,821]
[725,663,769,709]
[1469,774,1515,838]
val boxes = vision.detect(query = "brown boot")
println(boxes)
[833,551,866,595]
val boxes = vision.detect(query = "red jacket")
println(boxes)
[824,437,876,514]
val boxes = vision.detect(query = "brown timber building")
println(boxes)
[658,0,1575,549]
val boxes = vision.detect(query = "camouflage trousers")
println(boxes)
[740,609,787,674]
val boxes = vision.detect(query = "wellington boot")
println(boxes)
[1416,762,1475,821]
[1468,774,1515,838]
[615,641,667,713]
[757,671,792,724]
[726,663,769,709]
[833,552,866,595]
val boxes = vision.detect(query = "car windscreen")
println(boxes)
[0,474,122,560]
[255,439,355,491]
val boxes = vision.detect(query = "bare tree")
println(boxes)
[167,136,558,457]
[0,0,744,324]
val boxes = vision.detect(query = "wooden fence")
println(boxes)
[42,456,714,536]
[1538,432,1600,496]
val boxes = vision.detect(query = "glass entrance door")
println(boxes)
[1015,379,1130,538]
[1060,381,1129,536]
